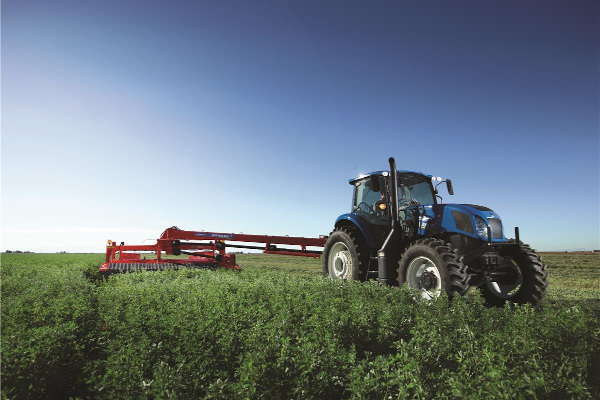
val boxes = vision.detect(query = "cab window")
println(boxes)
[354,179,387,224]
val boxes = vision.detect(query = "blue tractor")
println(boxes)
[323,157,548,306]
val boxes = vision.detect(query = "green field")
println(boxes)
[2,253,599,399]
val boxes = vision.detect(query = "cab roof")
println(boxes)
[348,170,433,185]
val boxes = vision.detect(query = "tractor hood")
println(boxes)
[414,203,506,242]
[446,204,500,219]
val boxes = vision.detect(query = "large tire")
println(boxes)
[479,240,548,307]
[322,227,370,281]
[397,238,470,299]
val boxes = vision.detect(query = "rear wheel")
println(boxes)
[397,238,470,299]
[322,227,369,281]
[480,241,548,307]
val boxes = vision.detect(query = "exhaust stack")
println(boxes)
[378,157,401,285]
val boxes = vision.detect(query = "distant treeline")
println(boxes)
[3,250,73,254]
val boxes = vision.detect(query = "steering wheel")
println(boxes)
[356,202,373,214]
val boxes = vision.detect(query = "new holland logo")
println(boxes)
[194,232,235,239]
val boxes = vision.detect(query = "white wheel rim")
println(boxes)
[328,242,353,279]
[406,256,442,300]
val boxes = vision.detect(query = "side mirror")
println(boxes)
[370,174,381,192]
[378,176,386,192]
[446,179,454,195]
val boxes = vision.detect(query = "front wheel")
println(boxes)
[397,238,470,300]
[479,241,548,307]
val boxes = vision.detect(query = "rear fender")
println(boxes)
[334,213,377,249]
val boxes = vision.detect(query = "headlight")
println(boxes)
[475,217,488,239]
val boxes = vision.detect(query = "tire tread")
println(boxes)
[397,238,470,297]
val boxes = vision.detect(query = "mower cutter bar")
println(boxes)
[104,262,217,273]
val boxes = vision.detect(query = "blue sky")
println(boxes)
[2,0,598,252]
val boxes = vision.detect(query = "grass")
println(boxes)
[238,253,323,277]
[540,253,600,302]
[1,252,599,399]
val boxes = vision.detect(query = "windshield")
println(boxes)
[398,180,435,205]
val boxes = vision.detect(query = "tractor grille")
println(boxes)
[452,211,474,233]
[488,218,503,239]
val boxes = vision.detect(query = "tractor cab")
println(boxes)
[346,170,453,247]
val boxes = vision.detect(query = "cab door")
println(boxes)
[353,178,390,247]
